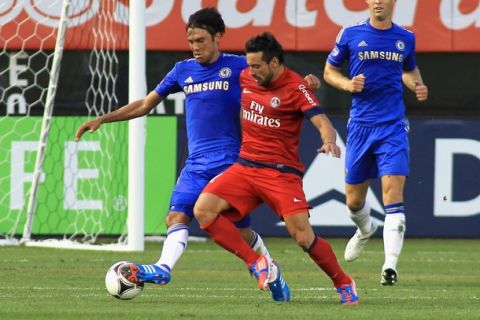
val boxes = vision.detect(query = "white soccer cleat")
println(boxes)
[344,221,378,262]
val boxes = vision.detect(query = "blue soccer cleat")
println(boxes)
[248,255,271,290]
[119,262,171,285]
[268,261,290,302]
[336,279,360,305]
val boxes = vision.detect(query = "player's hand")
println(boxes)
[317,142,341,158]
[348,74,365,93]
[75,118,102,141]
[304,74,321,90]
[414,80,428,101]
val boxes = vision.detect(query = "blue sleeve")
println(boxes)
[239,55,248,69]
[154,63,182,97]
[224,53,248,70]
[327,27,349,68]
[231,54,248,70]
[403,33,417,71]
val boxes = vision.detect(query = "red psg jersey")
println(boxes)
[239,67,320,172]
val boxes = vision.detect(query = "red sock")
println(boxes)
[307,236,351,288]
[201,215,260,266]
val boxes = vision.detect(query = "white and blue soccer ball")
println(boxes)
[105,261,144,300]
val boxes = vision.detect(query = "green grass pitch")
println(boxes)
[1,238,479,320]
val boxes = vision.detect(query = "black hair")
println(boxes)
[245,32,284,64]
[186,7,225,37]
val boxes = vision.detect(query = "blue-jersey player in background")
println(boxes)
[75,8,318,302]
[323,0,428,285]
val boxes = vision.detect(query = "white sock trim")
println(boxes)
[251,231,271,261]
[157,223,189,270]
[348,203,372,235]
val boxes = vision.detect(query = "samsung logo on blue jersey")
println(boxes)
[358,51,404,62]
[183,81,229,95]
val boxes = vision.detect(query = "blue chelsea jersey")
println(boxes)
[327,19,417,124]
[155,53,247,156]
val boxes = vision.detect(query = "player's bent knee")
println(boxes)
[193,197,219,225]
[291,232,312,249]
[165,212,191,228]
[296,238,312,249]
[346,199,365,212]
[193,205,209,225]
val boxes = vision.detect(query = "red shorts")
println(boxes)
[202,163,309,222]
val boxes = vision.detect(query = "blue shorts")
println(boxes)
[169,150,251,228]
[345,118,410,184]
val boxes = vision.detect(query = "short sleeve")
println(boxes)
[403,33,417,71]
[326,27,349,68]
[295,80,322,115]
[154,63,182,97]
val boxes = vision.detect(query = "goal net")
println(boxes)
[0,0,140,250]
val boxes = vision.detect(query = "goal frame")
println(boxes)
[1,0,146,251]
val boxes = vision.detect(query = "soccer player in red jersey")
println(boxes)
[194,32,359,305]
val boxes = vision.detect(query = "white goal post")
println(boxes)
[127,0,146,251]
[0,0,145,251]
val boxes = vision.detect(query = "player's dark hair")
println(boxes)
[245,32,284,64]
[186,8,225,37]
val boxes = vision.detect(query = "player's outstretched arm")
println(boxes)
[323,62,364,93]
[310,114,341,158]
[402,67,428,101]
[75,91,163,141]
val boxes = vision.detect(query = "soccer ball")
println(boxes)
[105,261,144,300]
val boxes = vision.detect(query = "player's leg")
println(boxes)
[344,181,378,262]
[149,182,274,282]
[155,211,191,273]
[377,120,409,285]
[151,212,276,284]
[120,211,192,286]
[380,174,406,285]
[120,162,203,285]
[260,170,356,304]
[195,192,256,263]
[344,122,379,262]
[234,196,288,301]
[232,209,285,301]
[194,192,271,290]
[282,212,358,304]
[237,221,271,260]
[194,164,279,295]
[139,169,202,283]
[204,152,273,261]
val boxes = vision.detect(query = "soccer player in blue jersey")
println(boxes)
[75,8,319,302]
[323,0,428,285]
